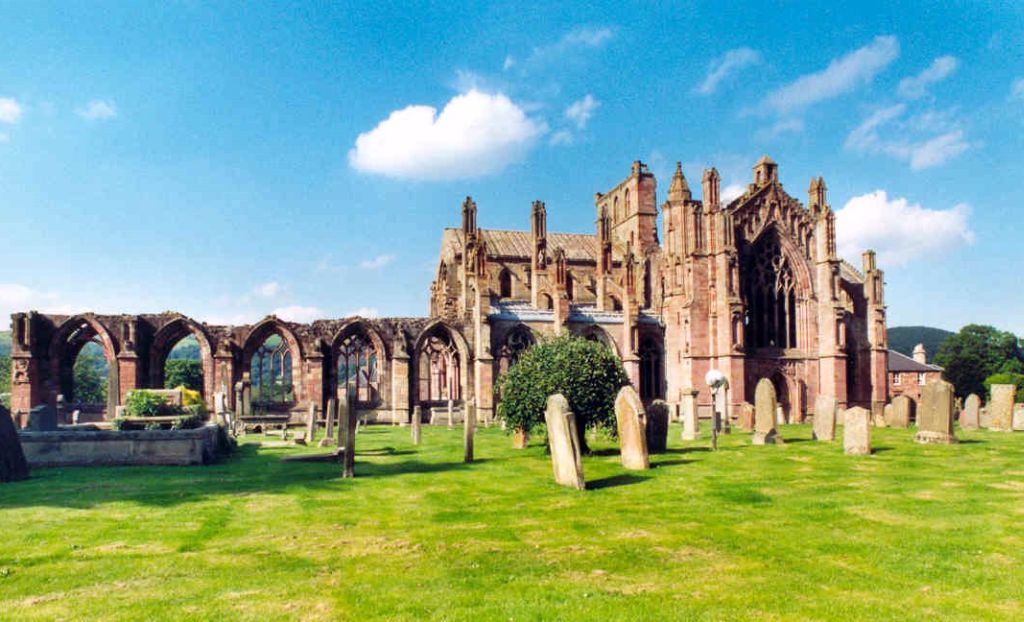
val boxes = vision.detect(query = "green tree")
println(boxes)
[497,333,629,452]
[73,351,108,404]
[165,359,203,391]
[934,325,1024,398]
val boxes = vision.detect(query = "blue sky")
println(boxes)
[1,1,1022,335]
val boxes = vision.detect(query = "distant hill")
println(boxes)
[888,326,954,361]
[0,331,9,357]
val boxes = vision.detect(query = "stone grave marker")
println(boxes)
[960,394,980,430]
[887,395,912,428]
[319,398,337,448]
[1013,403,1024,432]
[340,397,356,478]
[843,406,871,456]
[464,399,476,463]
[737,402,754,432]
[412,405,422,445]
[646,400,669,453]
[813,395,837,441]
[614,386,650,470]
[915,379,958,444]
[27,404,57,432]
[753,378,782,445]
[543,394,585,490]
[680,389,699,441]
[1,405,30,483]
[989,384,1015,432]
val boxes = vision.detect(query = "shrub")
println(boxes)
[164,360,203,392]
[124,390,174,418]
[983,372,1024,402]
[111,417,142,431]
[497,333,628,452]
[172,413,206,430]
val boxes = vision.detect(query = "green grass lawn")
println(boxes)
[1,423,1022,621]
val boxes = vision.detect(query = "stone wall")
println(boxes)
[18,425,223,467]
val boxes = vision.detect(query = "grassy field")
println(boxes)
[1,423,1022,621]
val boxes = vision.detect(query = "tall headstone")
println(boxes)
[914,379,958,444]
[646,400,669,453]
[753,378,782,445]
[887,395,912,428]
[306,402,318,442]
[843,406,871,456]
[813,395,837,441]
[614,386,650,470]
[1013,403,1024,432]
[411,405,422,445]
[240,378,252,418]
[319,398,337,448]
[989,384,1015,432]
[0,405,30,483]
[447,399,454,429]
[341,396,356,478]
[680,389,699,441]
[979,407,991,429]
[737,402,754,432]
[960,394,980,430]
[544,394,585,490]
[464,399,476,463]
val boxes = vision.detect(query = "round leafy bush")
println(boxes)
[497,333,628,450]
[124,390,173,418]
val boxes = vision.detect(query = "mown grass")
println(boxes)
[1,423,1022,621]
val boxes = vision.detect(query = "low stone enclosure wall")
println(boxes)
[18,424,224,467]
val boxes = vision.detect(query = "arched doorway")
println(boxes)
[49,316,118,421]
[149,318,214,400]
[639,336,663,402]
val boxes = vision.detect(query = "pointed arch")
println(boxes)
[498,268,513,299]
[497,323,536,375]
[413,320,470,406]
[331,320,388,405]
[241,317,304,404]
[47,314,120,416]
[148,316,215,399]
[740,225,813,349]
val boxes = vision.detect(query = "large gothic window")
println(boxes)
[418,331,461,403]
[499,325,535,374]
[639,337,663,401]
[741,232,798,348]
[251,334,294,407]
[337,332,379,404]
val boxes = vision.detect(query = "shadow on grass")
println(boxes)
[663,446,711,455]
[586,473,650,490]
[651,459,694,468]
[872,446,895,454]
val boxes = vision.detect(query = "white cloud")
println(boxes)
[0,97,23,124]
[764,36,899,113]
[1011,77,1024,101]
[358,254,395,269]
[529,26,613,65]
[502,55,515,71]
[253,282,280,298]
[845,104,970,170]
[565,94,599,130]
[835,190,974,266]
[695,48,762,95]
[0,283,74,322]
[721,183,746,204]
[897,55,958,99]
[348,89,546,181]
[755,118,804,140]
[271,305,323,323]
[76,99,117,121]
[549,130,573,146]
[345,307,380,318]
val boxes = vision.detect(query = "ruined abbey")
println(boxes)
[8,156,889,426]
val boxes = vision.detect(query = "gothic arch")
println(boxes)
[331,320,388,405]
[740,225,813,349]
[498,268,513,298]
[413,320,470,405]
[497,323,536,374]
[572,324,620,358]
[148,316,215,398]
[47,314,120,414]
[241,317,305,403]
[638,334,664,402]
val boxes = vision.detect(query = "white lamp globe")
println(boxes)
[705,369,726,389]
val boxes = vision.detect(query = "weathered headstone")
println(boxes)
[71,409,81,425]
[753,378,782,445]
[960,394,980,430]
[1013,403,1024,432]
[979,406,991,429]
[447,399,454,429]
[544,394,585,490]
[882,403,893,428]
[306,402,318,443]
[411,405,422,445]
[27,404,58,432]
[1,405,30,482]
[340,397,356,478]
[464,399,475,463]
[737,402,754,432]
[813,395,837,441]
[989,384,1015,432]
[646,400,669,453]
[614,386,649,470]
[56,394,66,424]
[680,389,699,441]
[887,395,912,428]
[775,404,785,426]
[843,406,871,456]
[319,398,337,447]
[914,379,958,444]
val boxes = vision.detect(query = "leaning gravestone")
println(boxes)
[680,389,699,441]
[646,400,669,453]
[915,379,958,444]
[1,405,30,482]
[614,386,650,470]
[544,394,585,490]
[989,384,1015,432]
[813,395,837,441]
[843,406,871,456]
[887,395,912,428]
[1013,404,1024,432]
[753,378,782,445]
[27,404,58,431]
[960,394,981,430]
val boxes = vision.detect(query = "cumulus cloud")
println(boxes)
[764,36,899,113]
[271,305,323,323]
[0,97,23,124]
[835,190,974,266]
[845,103,970,170]
[348,89,546,181]
[695,48,762,95]
[565,94,599,130]
[345,307,380,318]
[549,130,573,146]
[897,56,958,99]
[358,254,395,269]
[0,283,71,321]
[76,99,117,121]
[253,282,280,298]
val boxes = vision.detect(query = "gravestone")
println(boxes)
[989,384,1015,432]
[1,405,30,482]
[887,395,912,428]
[914,379,958,444]
[979,407,991,429]
[340,397,356,478]
[71,410,81,425]
[464,399,475,463]
[646,400,669,453]
[27,404,58,432]
[813,395,837,441]
[319,399,337,448]
[1013,404,1024,431]
[737,402,754,432]
[306,403,318,443]
[775,404,785,426]
[753,378,782,445]
[843,406,871,456]
[680,389,699,441]
[543,394,585,490]
[447,399,454,429]
[614,386,649,470]
[960,394,980,430]
[882,404,893,428]
[412,405,422,445]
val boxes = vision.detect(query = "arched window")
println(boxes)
[643,259,653,308]
[418,330,460,403]
[53,320,115,419]
[499,325,535,373]
[498,268,513,298]
[566,273,574,301]
[639,337,663,401]
[164,335,203,393]
[613,196,620,221]
[251,334,294,408]
[540,293,554,310]
[337,332,379,404]
[741,231,798,348]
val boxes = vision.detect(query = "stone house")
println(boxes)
[887,344,944,405]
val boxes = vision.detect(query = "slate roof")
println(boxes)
[447,228,599,262]
[888,349,943,373]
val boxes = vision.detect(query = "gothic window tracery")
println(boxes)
[337,332,379,403]
[499,325,535,374]
[742,232,799,349]
[252,334,294,406]
[419,331,460,403]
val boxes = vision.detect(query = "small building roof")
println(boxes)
[888,349,943,373]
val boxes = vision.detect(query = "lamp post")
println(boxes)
[705,369,729,451]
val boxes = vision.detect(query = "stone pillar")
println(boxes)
[214,354,236,410]
[341,396,356,478]
[464,399,475,463]
[412,404,422,445]
[474,354,494,424]
[306,402,318,442]
[681,388,699,441]
[304,349,326,413]
[390,347,410,426]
